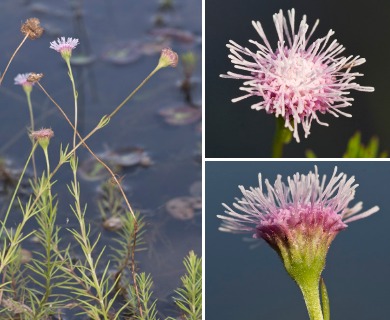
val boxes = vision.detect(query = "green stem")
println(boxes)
[298,279,324,320]
[35,147,54,318]
[110,65,160,118]
[25,89,37,181]
[43,148,50,179]
[2,143,37,228]
[66,57,109,319]
[65,59,78,151]
[272,117,291,158]
[60,65,163,163]
[320,278,330,320]
[0,34,29,86]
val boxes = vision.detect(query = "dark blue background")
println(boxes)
[206,162,390,319]
[205,0,390,157]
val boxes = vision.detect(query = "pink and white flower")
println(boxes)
[14,73,34,86]
[30,128,54,141]
[49,37,79,58]
[220,9,374,142]
[218,166,379,249]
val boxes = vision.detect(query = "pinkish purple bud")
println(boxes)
[31,128,54,150]
[158,48,179,68]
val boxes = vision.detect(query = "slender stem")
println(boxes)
[0,34,29,86]
[36,147,54,318]
[272,117,291,158]
[43,148,50,180]
[65,59,78,150]
[26,90,35,132]
[25,89,37,181]
[110,65,160,118]
[298,279,324,320]
[35,64,162,317]
[2,143,37,228]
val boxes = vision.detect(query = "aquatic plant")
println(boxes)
[218,166,378,320]
[0,17,202,320]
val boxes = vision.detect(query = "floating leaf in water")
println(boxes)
[79,158,111,181]
[70,54,96,66]
[101,147,152,167]
[140,39,171,55]
[79,147,152,181]
[101,41,142,65]
[150,27,196,44]
[41,22,62,37]
[101,39,171,65]
[20,249,32,264]
[158,0,175,11]
[29,3,70,17]
[159,105,201,126]
[102,216,123,231]
[165,196,201,220]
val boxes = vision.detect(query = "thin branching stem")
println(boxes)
[109,65,160,118]
[39,80,143,315]
[25,90,37,180]
[65,59,78,152]
[36,64,163,317]
[2,143,37,229]
[0,34,29,86]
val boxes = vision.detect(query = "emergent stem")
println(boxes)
[65,59,78,151]
[272,117,291,158]
[0,34,29,86]
[26,90,37,180]
[109,65,160,118]
[298,279,324,320]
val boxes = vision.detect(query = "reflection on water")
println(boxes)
[0,0,201,318]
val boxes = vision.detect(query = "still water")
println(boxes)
[0,0,201,318]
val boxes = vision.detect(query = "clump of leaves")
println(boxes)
[168,251,202,320]
[306,131,387,158]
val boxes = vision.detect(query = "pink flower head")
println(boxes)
[14,73,34,87]
[158,48,179,68]
[218,166,379,259]
[49,37,79,58]
[220,9,374,142]
[31,128,54,141]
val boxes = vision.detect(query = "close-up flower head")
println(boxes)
[49,37,79,60]
[215,165,380,319]
[220,9,374,142]
[218,166,378,250]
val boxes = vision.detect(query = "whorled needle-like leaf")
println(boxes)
[170,251,202,320]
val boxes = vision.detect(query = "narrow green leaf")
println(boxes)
[320,278,330,320]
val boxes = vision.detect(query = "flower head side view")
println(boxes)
[217,166,379,320]
[220,9,374,144]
